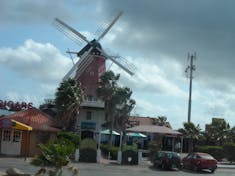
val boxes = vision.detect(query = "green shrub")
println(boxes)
[197,145,224,160]
[80,138,97,150]
[223,143,235,162]
[57,131,80,148]
[100,144,119,160]
[79,139,97,162]
[122,143,138,152]
[31,138,74,167]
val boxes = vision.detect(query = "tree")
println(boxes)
[55,78,83,130]
[178,122,201,152]
[97,71,120,146]
[204,118,230,146]
[113,87,136,143]
[97,71,135,146]
[152,116,171,128]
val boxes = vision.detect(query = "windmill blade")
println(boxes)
[63,46,94,80]
[107,55,136,76]
[97,49,135,76]
[97,11,123,42]
[66,48,75,65]
[53,18,90,44]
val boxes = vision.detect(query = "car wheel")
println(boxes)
[211,169,215,173]
[161,163,166,170]
[193,166,198,172]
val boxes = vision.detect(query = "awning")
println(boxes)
[12,119,32,131]
[101,129,120,135]
[126,132,147,138]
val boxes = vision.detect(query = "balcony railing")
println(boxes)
[81,97,104,108]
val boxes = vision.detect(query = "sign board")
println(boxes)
[0,100,33,111]
[81,122,96,130]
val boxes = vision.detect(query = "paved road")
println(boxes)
[0,158,235,176]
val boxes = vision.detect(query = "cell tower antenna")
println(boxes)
[185,51,196,123]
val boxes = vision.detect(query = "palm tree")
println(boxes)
[205,118,230,145]
[152,116,170,127]
[113,87,136,143]
[178,122,201,152]
[97,71,120,146]
[55,78,83,130]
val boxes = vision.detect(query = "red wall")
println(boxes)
[77,55,106,97]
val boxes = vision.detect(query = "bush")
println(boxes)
[197,145,224,160]
[122,143,138,153]
[79,139,97,162]
[100,144,119,160]
[31,138,74,167]
[57,131,80,148]
[223,143,235,162]
[80,138,97,150]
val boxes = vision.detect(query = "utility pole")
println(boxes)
[185,52,196,123]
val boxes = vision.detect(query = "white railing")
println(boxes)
[81,97,104,108]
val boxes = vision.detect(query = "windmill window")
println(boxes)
[86,111,92,120]
[90,71,94,76]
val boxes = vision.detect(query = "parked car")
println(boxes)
[182,152,217,173]
[153,151,182,170]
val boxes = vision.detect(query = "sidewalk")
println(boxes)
[217,163,235,169]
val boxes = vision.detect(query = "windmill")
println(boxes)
[53,12,135,97]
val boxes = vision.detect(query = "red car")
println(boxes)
[182,152,217,173]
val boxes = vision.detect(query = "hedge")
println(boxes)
[197,145,224,160]
[223,143,235,162]
[100,144,119,160]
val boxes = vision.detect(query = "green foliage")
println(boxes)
[97,71,135,146]
[80,138,97,150]
[197,145,224,160]
[223,143,235,162]
[57,131,80,148]
[31,138,74,167]
[148,141,160,163]
[204,118,230,146]
[55,78,83,130]
[100,144,119,160]
[122,143,138,153]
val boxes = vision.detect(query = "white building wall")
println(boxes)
[75,108,105,141]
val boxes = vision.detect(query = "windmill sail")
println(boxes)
[54,11,136,79]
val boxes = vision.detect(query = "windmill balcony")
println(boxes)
[81,96,104,108]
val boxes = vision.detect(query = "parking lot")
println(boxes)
[0,157,235,176]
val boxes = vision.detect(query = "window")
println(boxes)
[86,111,92,120]
[2,129,11,142]
[13,130,21,142]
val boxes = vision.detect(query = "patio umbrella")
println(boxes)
[101,129,120,135]
[126,132,147,138]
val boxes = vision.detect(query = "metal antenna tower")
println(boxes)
[185,52,196,123]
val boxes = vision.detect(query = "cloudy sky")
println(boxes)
[1,0,235,129]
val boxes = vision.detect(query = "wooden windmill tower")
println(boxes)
[53,12,135,100]
[53,12,135,138]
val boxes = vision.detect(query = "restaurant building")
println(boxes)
[0,107,60,156]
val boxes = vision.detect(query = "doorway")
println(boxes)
[1,129,22,155]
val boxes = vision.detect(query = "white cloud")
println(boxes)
[0,39,71,83]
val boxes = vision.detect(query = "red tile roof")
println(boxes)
[126,125,182,136]
[1,108,60,132]
[128,116,153,126]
